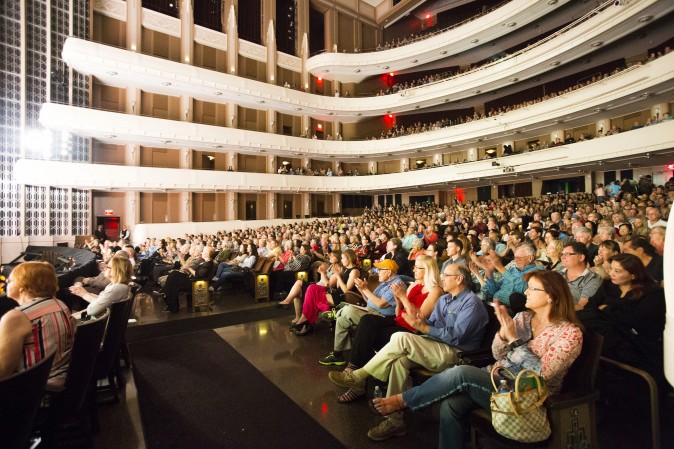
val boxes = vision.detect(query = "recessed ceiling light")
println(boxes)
[213,145,223,149]
[162,140,172,144]
[162,81,171,86]
[470,39,479,44]
[214,92,223,96]
[550,61,561,66]
[105,135,116,139]
[354,69,361,73]
[638,15,653,23]
[472,90,481,94]
[411,59,418,63]
[106,71,118,76]
[355,113,362,116]
[507,22,516,27]
[590,41,603,48]
[328,112,334,115]
[548,0,558,4]
[440,50,447,54]
[383,66,389,70]
[509,77,518,82]
[295,107,302,111]
[257,100,265,104]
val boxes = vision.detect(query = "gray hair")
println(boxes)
[573,226,592,238]
[597,226,616,238]
[515,244,536,258]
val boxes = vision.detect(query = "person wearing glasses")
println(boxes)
[371,270,582,448]
[554,242,602,311]
[329,263,488,442]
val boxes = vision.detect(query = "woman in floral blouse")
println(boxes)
[371,270,583,447]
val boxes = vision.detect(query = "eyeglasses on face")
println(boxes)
[560,252,579,257]
[413,266,425,270]
[527,284,546,292]
[441,273,461,279]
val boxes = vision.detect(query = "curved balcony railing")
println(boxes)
[40,52,674,160]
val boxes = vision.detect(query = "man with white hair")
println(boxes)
[573,226,598,265]
[480,245,544,310]
[646,207,667,229]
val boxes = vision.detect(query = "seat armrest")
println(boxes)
[546,390,599,409]
[457,348,495,367]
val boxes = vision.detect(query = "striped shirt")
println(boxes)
[18,297,75,380]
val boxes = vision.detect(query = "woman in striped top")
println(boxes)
[0,262,75,383]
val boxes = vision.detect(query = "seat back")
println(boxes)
[251,256,266,274]
[93,299,134,380]
[53,310,109,416]
[260,257,275,274]
[560,330,603,394]
[0,351,56,449]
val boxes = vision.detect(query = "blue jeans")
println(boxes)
[402,365,495,448]
[215,262,235,278]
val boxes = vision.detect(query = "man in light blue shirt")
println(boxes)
[328,264,488,441]
[319,259,405,366]
[482,244,544,308]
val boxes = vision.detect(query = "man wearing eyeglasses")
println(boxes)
[328,264,487,441]
[556,242,602,311]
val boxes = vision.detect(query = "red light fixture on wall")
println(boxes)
[317,123,323,131]
[666,163,674,170]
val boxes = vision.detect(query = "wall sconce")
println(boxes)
[255,274,269,301]
[362,259,372,271]
[296,271,308,282]
[131,101,136,113]
[184,56,190,63]
[230,66,236,73]
[270,75,275,81]
[185,109,189,119]
[130,44,137,51]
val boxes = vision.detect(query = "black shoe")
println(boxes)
[162,307,178,313]
[276,302,291,309]
[293,322,314,336]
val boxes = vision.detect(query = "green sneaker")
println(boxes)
[320,308,338,321]
[319,351,347,366]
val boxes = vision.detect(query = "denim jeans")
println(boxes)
[402,365,495,448]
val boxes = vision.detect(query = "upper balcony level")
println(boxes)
[306,0,569,82]
[72,0,673,122]
[40,52,674,161]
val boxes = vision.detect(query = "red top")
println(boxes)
[394,283,428,332]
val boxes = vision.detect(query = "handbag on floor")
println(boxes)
[489,367,551,443]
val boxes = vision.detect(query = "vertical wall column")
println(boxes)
[652,103,669,121]
[267,192,276,219]
[295,0,309,57]
[399,158,407,172]
[265,20,277,134]
[178,0,195,224]
[226,191,237,220]
[301,193,311,217]
[226,5,238,128]
[467,148,477,162]
[300,33,309,91]
[267,154,276,174]
[333,193,341,215]
[325,9,337,52]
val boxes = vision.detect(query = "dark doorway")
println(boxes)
[309,7,325,54]
[283,200,293,219]
[96,216,120,241]
[409,195,434,205]
[541,176,585,195]
[245,201,257,220]
[316,200,326,217]
[477,186,491,202]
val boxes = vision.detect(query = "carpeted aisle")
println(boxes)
[129,330,346,449]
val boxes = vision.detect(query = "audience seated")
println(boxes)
[69,254,133,318]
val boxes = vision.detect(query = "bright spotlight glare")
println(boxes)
[24,128,53,156]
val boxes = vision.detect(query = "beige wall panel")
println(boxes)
[377,160,399,174]
[140,148,180,168]
[93,14,126,47]
[92,142,125,165]
[337,14,355,50]
[92,192,125,222]
[167,193,181,222]
[361,24,377,50]
[141,29,181,62]
[92,83,125,112]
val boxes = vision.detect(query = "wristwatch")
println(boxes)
[508,338,525,350]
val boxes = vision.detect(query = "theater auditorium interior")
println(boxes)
[1,0,674,448]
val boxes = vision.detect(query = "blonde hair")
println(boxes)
[109,256,133,284]
[415,255,440,289]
